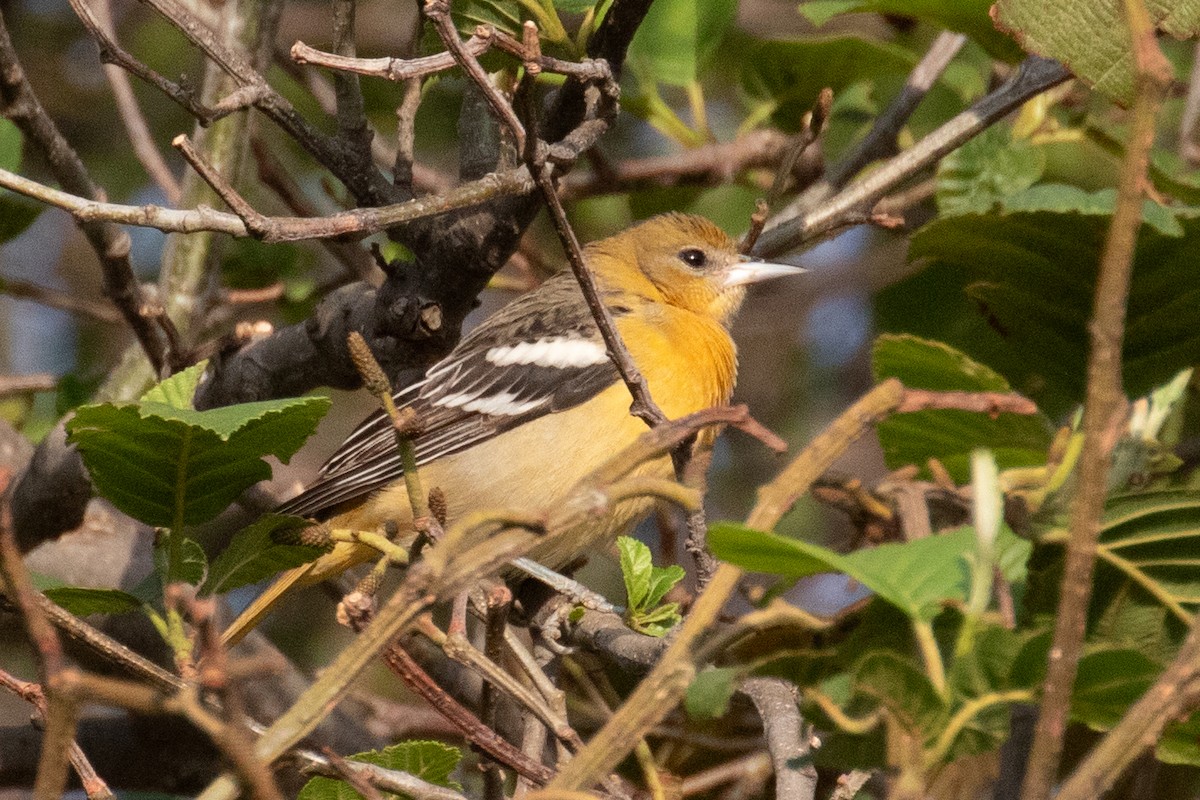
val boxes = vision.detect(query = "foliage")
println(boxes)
[6,0,1200,796]
[617,535,685,636]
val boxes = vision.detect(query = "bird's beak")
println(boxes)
[723,255,806,288]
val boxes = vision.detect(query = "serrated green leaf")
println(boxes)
[630,602,682,637]
[710,523,1030,622]
[67,372,329,528]
[994,0,1194,105]
[871,335,1052,481]
[998,184,1184,237]
[154,536,207,585]
[298,741,462,800]
[141,362,207,409]
[42,586,144,616]
[618,535,652,610]
[201,514,329,596]
[644,563,685,609]
[936,127,1045,216]
[627,0,736,87]
[685,667,738,720]
[882,211,1200,417]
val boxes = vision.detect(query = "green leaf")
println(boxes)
[141,362,206,409]
[0,196,42,243]
[740,38,915,133]
[872,334,1052,481]
[685,667,739,720]
[799,0,1023,60]
[797,0,860,26]
[936,127,1045,216]
[618,535,652,610]
[0,118,20,173]
[853,651,946,741]
[994,0,1195,105]
[66,375,330,528]
[42,586,144,616]
[880,210,1200,417]
[997,184,1185,237]
[298,741,462,800]
[645,563,685,608]
[627,0,737,87]
[0,119,41,243]
[154,535,208,586]
[1095,490,1200,628]
[1070,647,1160,731]
[200,514,330,596]
[709,523,1031,622]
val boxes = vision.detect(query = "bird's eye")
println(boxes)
[678,248,707,269]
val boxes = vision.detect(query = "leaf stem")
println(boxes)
[912,620,947,697]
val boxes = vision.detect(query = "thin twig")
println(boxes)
[0,468,73,799]
[92,0,182,204]
[0,669,115,800]
[0,9,170,373]
[1055,614,1200,799]
[291,32,492,82]
[425,0,526,152]
[0,373,57,396]
[545,381,911,792]
[0,161,537,241]
[301,747,469,800]
[0,273,123,323]
[755,55,1071,257]
[248,138,380,280]
[1019,4,1172,799]
[808,31,967,203]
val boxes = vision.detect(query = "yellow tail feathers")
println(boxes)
[220,541,376,648]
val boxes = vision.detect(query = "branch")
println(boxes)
[0,273,123,323]
[0,161,535,242]
[801,31,967,205]
[1018,6,1172,799]
[742,677,817,800]
[754,55,1071,257]
[91,0,182,204]
[0,8,171,374]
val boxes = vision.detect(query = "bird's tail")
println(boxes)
[220,541,373,648]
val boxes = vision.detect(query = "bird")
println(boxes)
[221,213,802,646]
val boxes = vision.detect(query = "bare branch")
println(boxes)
[755,55,1071,257]
[742,677,817,800]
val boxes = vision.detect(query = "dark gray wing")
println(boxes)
[277,275,625,519]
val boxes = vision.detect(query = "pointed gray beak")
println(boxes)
[723,254,806,288]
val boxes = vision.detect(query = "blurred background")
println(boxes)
[1,0,1163,789]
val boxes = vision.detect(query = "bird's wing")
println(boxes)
[277,275,627,519]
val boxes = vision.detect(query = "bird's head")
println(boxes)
[588,213,804,324]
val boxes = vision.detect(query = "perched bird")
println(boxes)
[221,213,802,646]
